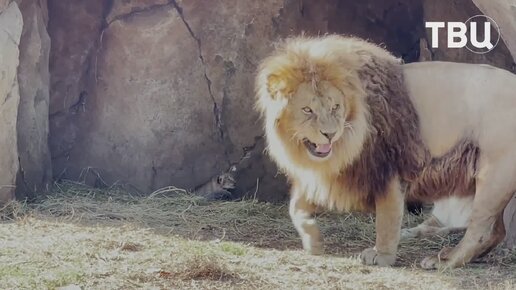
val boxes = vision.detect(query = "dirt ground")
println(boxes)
[0,182,514,289]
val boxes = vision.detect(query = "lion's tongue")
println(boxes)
[315,143,332,154]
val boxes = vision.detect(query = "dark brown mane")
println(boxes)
[339,53,429,210]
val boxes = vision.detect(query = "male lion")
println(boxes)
[255,35,516,269]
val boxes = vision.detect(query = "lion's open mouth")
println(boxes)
[303,139,332,158]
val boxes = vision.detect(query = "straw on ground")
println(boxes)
[0,181,514,289]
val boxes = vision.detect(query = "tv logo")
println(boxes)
[426,15,501,54]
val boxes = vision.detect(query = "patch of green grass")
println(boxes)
[0,264,85,290]
[0,265,26,278]
[43,271,86,290]
[219,242,248,256]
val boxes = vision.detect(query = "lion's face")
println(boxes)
[256,36,370,173]
[283,81,350,161]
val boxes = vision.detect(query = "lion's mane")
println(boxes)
[255,35,430,211]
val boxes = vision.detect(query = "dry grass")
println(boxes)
[0,181,514,289]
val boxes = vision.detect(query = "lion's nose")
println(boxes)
[320,131,336,142]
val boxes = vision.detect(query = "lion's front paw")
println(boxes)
[302,238,324,255]
[360,248,396,266]
[305,245,324,255]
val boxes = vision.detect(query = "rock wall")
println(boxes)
[0,2,23,203]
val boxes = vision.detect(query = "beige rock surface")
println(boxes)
[15,0,52,198]
[0,0,11,12]
[0,2,23,203]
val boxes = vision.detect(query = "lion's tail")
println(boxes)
[405,139,479,202]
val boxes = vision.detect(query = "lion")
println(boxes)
[255,35,516,269]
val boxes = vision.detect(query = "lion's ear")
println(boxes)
[267,74,294,100]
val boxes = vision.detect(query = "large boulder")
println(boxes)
[15,0,52,199]
[0,0,10,11]
[0,2,23,204]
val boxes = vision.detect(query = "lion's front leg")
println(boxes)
[361,176,404,266]
[289,185,323,255]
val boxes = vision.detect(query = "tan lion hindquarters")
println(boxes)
[404,62,516,269]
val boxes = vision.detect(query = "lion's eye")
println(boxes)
[302,107,313,114]
[332,104,340,112]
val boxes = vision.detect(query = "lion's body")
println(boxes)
[404,62,516,158]
[256,35,516,269]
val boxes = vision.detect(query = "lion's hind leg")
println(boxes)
[401,215,441,239]
[421,213,506,269]
[402,224,466,240]
[401,215,465,240]
[402,197,470,240]
[421,157,516,270]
